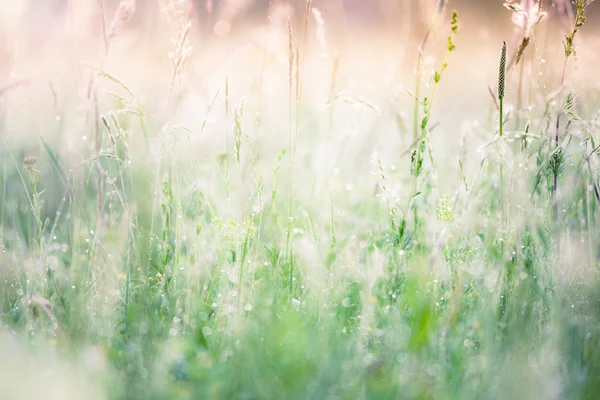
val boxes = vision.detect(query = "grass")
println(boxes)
[1,1,600,399]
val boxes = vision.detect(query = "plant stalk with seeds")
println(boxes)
[552,1,587,253]
[233,101,244,166]
[498,41,507,225]
[407,11,458,236]
[498,41,507,138]
[280,17,295,284]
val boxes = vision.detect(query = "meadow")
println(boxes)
[1,1,600,399]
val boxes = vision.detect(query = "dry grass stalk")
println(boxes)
[304,0,313,41]
[106,0,136,52]
[295,41,300,101]
[288,17,294,90]
[0,80,29,98]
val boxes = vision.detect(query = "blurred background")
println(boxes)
[2,0,600,91]
[2,0,600,48]
[2,0,600,180]
[1,3,600,398]
[1,0,599,188]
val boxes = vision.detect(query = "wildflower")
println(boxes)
[23,156,37,168]
[156,272,164,281]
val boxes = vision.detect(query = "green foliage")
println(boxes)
[1,3,600,400]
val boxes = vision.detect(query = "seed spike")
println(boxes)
[498,41,507,100]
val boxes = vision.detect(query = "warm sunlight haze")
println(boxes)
[1,1,600,399]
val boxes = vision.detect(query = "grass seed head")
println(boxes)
[106,0,136,45]
[498,41,507,100]
[305,0,313,32]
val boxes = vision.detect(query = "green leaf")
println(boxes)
[40,136,67,186]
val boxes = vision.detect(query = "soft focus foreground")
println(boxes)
[1,1,600,399]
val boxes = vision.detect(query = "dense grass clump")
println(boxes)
[1,1,600,399]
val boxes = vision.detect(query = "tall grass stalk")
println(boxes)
[552,1,587,253]
[284,17,295,273]
[498,42,506,139]
[498,41,507,225]
[407,11,457,236]
[225,77,230,198]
